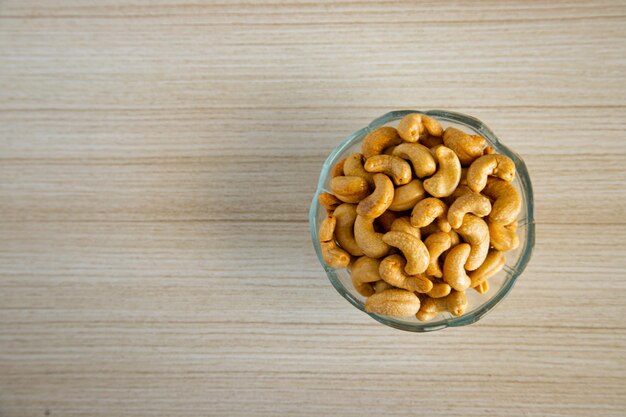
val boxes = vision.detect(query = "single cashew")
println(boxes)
[356,173,394,219]
[365,289,421,318]
[333,204,364,256]
[456,214,490,271]
[392,143,437,178]
[354,215,391,258]
[318,192,342,213]
[374,280,393,293]
[443,127,486,166]
[350,256,381,297]
[344,153,374,187]
[410,198,452,233]
[488,220,520,252]
[483,145,495,155]
[474,280,489,294]
[376,210,399,232]
[379,254,433,293]
[331,158,346,177]
[318,215,351,268]
[362,127,402,158]
[416,291,468,321]
[420,134,443,148]
[396,113,423,143]
[381,231,430,275]
[424,232,452,278]
[467,154,516,193]
[426,281,452,298]
[469,250,505,288]
[364,155,412,186]
[422,115,444,137]
[423,146,462,197]
[318,215,336,243]
[482,178,522,225]
[330,176,370,203]
[447,191,492,229]
[443,243,471,291]
[388,179,426,211]
[390,217,421,239]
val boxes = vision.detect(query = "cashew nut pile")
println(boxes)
[318,114,522,322]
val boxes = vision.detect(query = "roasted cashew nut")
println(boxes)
[469,250,505,288]
[379,254,433,293]
[390,217,421,239]
[356,173,394,219]
[392,143,437,178]
[482,178,522,225]
[381,231,430,275]
[422,115,444,137]
[362,127,402,158]
[447,191,492,229]
[467,154,516,193]
[443,243,471,291]
[319,215,351,268]
[426,281,452,299]
[397,113,423,143]
[333,203,364,256]
[330,176,370,203]
[388,179,426,211]
[488,220,520,252]
[331,158,346,177]
[410,197,452,233]
[416,291,468,321]
[456,214,490,271]
[344,153,374,187]
[350,256,381,297]
[424,232,452,278]
[354,215,391,258]
[443,127,486,166]
[364,155,412,186]
[318,192,342,213]
[365,289,421,318]
[423,146,462,197]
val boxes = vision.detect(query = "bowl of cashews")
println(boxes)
[310,110,535,332]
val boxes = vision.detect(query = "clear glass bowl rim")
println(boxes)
[309,110,535,332]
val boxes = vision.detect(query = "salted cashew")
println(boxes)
[410,198,452,233]
[381,231,429,275]
[379,254,433,293]
[482,178,522,225]
[416,291,468,321]
[365,289,421,318]
[364,155,412,185]
[390,217,421,239]
[456,214,490,271]
[354,215,391,258]
[467,154,516,193]
[488,220,520,252]
[350,256,381,297]
[423,146,462,198]
[443,127,486,166]
[469,249,505,288]
[442,243,471,291]
[319,214,336,242]
[356,174,394,218]
[362,126,402,158]
[319,215,351,268]
[331,158,346,177]
[426,281,452,298]
[392,143,437,178]
[344,153,374,187]
[424,232,452,278]
[474,280,489,294]
[333,203,364,256]
[376,210,399,232]
[374,280,393,293]
[330,176,370,203]
[422,115,444,137]
[318,192,342,213]
[396,113,423,143]
[483,145,495,155]
[447,191,492,229]
[388,179,426,211]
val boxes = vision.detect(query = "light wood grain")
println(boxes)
[1,1,625,416]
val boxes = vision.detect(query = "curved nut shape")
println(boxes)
[376,210,399,232]
[365,289,421,318]
[354,215,391,258]
[426,281,452,299]
[488,220,520,252]
[374,280,393,293]
[331,158,346,177]
[443,243,472,291]
[379,254,433,293]
[350,256,381,297]
[456,214,490,271]
[448,230,461,247]
[447,191,492,229]
[333,204,364,256]
[422,115,443,137]
[392,143,437,178]
[318,215,336,243]
[318,192,342,213]
[424,232,452,278]
[420,134,443,148]
[357,173,394,218]
[390,217,421,239]
[388,179,426,211]
[362,127,402,158]
[364,155,412,186]
[482,178,522,225]
[381,231,429,275]
[443,127,486,166]
[344,153,374,187]
[416,291,468,321]
[397,113,423,143]
[467,154,516,193]
[330,176,370,203]
[469,250,505,288]
[320,241,351,268]
[410,198,452,233]
[423,146,462,197]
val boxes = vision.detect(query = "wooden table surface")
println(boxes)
[1,1,625,416]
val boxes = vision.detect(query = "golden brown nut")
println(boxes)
[424,232,452,278]
[318,192,342,213]
[379,254,433,293]
[423,146,462,198]
[397,113,423,143]
[443,127,486,166]
[350,256,381,297]
[357,173,394,218]
[447,191,492,229]
[442,243,471,291]
[469,249,505,288]
[377,210,400,232]
[381,231,430,275]
[388,179,426,211]
[344,153,374,187]
[392,143,437,178]
[416,291,468,321]
[488,220,520,252]
[467,154,515,193]
[364,155,412,186]
[456,214,490,271]
[365,289,421,317]
[333,204,364,256]
[362,127,402,158]
[410,198,452,233]
[426,281,452,298]
[390,217,421,239]
[482,178,522,225]
[354,215,391,258]
[330,176,370,203]
[331,158,346,177]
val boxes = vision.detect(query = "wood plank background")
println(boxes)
[1,1,625,416]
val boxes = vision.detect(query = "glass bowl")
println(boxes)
[309,110,535,332]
